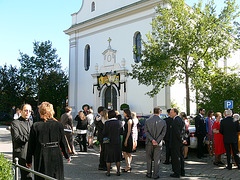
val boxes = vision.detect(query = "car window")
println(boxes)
[160,114,168,119]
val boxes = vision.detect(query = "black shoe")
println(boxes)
[218,161,225,165]
[225,166,232,170]
[116,172,120,176]
[146,174,151,178]
[153,176,159,179]
[170,173,180,178]
[213,162,219,166]
[106,172,110,176]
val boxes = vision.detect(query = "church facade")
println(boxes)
[64,0,172,115]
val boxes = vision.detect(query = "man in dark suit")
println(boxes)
[169,108,186,178]
[145,107,166,179]
[11,106,16,119]
[163,109,173,164]
[11,104,33,180]
[219,109,240,170]
[94,106,107,170]
[194,108,207,159]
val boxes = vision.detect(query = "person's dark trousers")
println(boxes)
[99,142,106,169]
[171,145,185,176]
[197,135,205,158]
[165,140,171,163]
[18,157,32,180]
[224,143,240,168]
[78,134,87,152]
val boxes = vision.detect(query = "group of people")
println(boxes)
[146,107,187,179]
[11,102,70,180]
[10,102,240,180]
[83,106,139,176]
[195,108,240,170]
[11,102,141,179]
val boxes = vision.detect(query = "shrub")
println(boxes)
[120,103,130,110]
[0,153,13,180]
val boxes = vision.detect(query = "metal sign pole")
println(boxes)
[15,157,19,180]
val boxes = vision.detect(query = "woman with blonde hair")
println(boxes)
[26,102,70,180]
[87,108,95,148]
[131,112,139,151]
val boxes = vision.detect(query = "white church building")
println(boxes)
[64,0,239,116]
[64,0,172,116]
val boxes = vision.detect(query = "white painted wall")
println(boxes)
[67,1,169,116]
[72,0,153,25]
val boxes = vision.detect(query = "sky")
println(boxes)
[0,0,83,70]
[0,0,239,70]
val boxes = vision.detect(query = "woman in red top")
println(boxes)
[213,112,226,166]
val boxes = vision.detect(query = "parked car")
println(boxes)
[0,113,12,125]
[137,114,168,142]
[188,115,197,149]
[188,125,197,149]
[0,113,11,121]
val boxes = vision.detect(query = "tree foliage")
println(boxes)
[0,65,22,112]
[18,40,62,101]
[0,40,68,115]
[0,153,13,180]
[129,0,240,115]
[198,68,240,113]
[38,70,68,117]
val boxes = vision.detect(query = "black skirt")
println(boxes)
[104,143,122,163]
[122,135,133,153]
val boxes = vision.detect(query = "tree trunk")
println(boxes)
[196,88,199,114]
[185,74,190,115]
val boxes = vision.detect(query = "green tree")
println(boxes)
[129,0,240,115]
[0,65,22,113]
[198,68,240,113]
[18,40,62,105]
[38,70,68,118]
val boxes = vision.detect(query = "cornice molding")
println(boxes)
[64,0,163,35]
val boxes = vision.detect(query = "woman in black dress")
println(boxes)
[103,110,123,176]
[75,111,88,152]
[122,109,133,172]
[26,102,70,180]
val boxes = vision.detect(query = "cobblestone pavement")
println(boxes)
[65,144,240,180]
[1,126,240,180]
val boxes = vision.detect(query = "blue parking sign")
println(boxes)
[225,100,233,109]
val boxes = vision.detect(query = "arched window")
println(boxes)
[133,32,141,63]
[91,2,95,12]
[84,45,90,71]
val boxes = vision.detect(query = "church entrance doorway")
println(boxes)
[104,86,117,110]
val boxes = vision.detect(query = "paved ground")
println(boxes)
[1,125,240,180]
